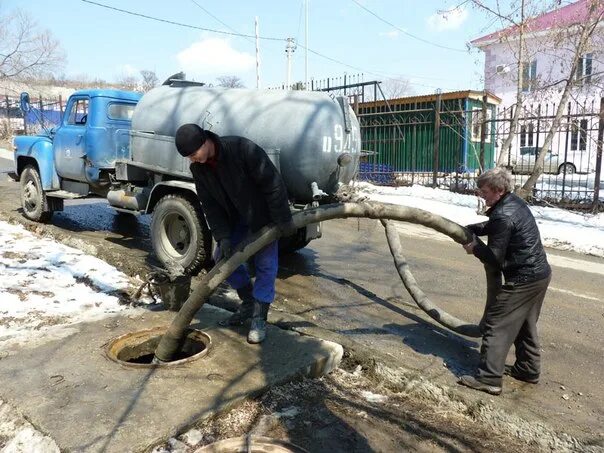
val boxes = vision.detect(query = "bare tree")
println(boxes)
[465,0,555,168]
[468,0,604,198]
[0,8,64,82]
[117,74,139,91]
[379,77,413,100]
[140,69,158,92]
[516,0,604,198]
[216,75,245,88]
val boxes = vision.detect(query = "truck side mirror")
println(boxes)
[20,92,31,113]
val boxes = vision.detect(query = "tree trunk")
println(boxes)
[496,0,526,168]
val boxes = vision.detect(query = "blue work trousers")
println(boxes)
[215,223,278,304]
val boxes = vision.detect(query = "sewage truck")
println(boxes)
[13,78,361,274]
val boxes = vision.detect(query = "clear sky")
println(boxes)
[1,0,498,95]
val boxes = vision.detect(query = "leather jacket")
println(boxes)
[467,192,551,284]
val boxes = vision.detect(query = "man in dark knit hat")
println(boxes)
[174,123,297,344]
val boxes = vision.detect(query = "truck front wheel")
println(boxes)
[20,165,53,222]
[150,194,211,276]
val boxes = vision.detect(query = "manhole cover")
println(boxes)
[195,436,308,453]
[105,326,211,368]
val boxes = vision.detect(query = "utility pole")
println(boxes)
[285,37,296,89]
[255,17,260,89]
[305,0,309,90]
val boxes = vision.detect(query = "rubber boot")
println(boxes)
[220,283,254,326]
[247,300,270,344]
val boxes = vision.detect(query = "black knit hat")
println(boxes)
[175,123,207,157]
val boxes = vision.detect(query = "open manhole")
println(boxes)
[195,436,308,453]
[106,326,211,367]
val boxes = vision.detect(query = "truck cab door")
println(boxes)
[53,97,89,182]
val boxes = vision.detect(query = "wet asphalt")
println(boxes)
[0,179,602,446]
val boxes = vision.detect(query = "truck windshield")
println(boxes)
[108,103,135,121]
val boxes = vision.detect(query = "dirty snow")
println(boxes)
[0,220,150,350]
[360,390,388,403]
[357,182,604,258]
[0,399,60,453]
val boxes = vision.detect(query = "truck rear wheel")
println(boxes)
[279,228,311,254]
[20,165,53,222]
[150,194,211,275]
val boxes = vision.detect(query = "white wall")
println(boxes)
[481,30,604,108]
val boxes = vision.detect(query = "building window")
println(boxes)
[471,108,491,143]
[520,123,534,147]
[521,60,537,92]
[576,53,593,85]
[570,119,588,151]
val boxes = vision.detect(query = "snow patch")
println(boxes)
[357,182,604,258]
[0,220,151,349]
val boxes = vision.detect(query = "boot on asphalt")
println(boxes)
[220,283,254,327]
[458,375,502,395]
[248,300,270,344]
[504,364,539,384]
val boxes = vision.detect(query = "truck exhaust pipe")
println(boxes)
[107,189,149,212]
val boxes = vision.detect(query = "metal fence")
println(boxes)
[0,94,65,138]
[356,93,497,190]
[355,95,603,211]
[492,100,603,210]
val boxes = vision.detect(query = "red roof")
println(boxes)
[471,0,604,46]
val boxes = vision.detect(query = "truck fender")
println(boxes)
[145,180,198,214]
[16,139,60,190]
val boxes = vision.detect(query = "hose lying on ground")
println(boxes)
[381,219,481,338]
[153,201,477,362]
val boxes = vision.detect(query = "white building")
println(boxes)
[471,0,604,176]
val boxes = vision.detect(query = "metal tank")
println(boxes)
[129,84,361,203]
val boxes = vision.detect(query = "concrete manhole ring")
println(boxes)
[194,436,308,453]
[105,326,211,368]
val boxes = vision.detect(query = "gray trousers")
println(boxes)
[477,274,551,386]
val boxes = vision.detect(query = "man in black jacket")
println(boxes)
[174,123,297,344]
[458,167,551,395]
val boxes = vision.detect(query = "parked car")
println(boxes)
[510,146,594,175]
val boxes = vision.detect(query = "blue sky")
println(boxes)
[2,0,498,95]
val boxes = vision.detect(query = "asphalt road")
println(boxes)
[277,218,604,444]
[0,178,602,446]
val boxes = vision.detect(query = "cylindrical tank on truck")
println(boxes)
[114,84,361,274]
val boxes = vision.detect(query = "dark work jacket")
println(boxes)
[467,192,551,284]
[190,134,292,241]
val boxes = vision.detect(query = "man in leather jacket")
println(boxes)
[174,124,297,344]
[458,167,551,395]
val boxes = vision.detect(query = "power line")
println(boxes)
[80,0,284,41]
[188,0,253,43]
[350,0,467,53]
[296,42,455,90]
[80,0,457,91]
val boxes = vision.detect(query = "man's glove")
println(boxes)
[277,220,298,237]
[217,238,232,260]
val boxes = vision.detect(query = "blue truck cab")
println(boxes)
[14,89,141,221]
